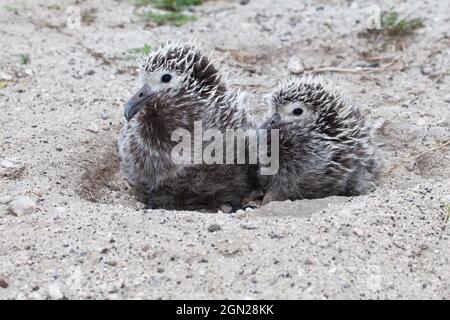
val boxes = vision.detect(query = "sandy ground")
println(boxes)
[0,0,449,299]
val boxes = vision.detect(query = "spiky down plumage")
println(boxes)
[118,42,257,211]
[260,76,381,201]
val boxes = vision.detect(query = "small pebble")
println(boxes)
[2,130,12,139]
[217,239,242,256]
[420,65,434,75]
[350,201,367,210]
[100,111,109,120]
[220,204,232,213]
[416,119,426,126]
[7,196,36,216]
[107,280,124,293]
[352,227,364,237]
[444,95,450,103]
[373,118,389,135]
[0,196,13,204]
[0,278,9,289]
[48,283,64,299]
[1,159,19,169]
[338,208,352,217]
[207,224,222,232]
[88,124,99,133]
[287,56,304,74]
[0,72,13,81]
[241,224,258,230]
[55,207,66,214]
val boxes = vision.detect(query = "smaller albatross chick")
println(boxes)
[258,76,381,203]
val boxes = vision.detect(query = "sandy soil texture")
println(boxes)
[0,0,449,299]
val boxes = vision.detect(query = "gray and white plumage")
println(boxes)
[259,76,381,202]
[118,42,257,211]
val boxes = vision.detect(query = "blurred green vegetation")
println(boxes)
[138,11,196,26]
[137,0,202,11]
[380,10,424,36]
[4,5,19,15]
[128,43,152,55]
[81,8,98,25]
[18,53,30,65]
[136,0,202,26]
[444,204,450,224]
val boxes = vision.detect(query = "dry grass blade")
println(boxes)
[307,56,404,74]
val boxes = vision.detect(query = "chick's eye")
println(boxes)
[293,108,303,116]
[161,74,172,83]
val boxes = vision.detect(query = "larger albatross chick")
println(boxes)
[118,42,257,211]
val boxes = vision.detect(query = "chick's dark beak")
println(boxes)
[260,112,281,129]
[124,84,155,121]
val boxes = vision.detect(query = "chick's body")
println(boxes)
[260,77,380,202]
